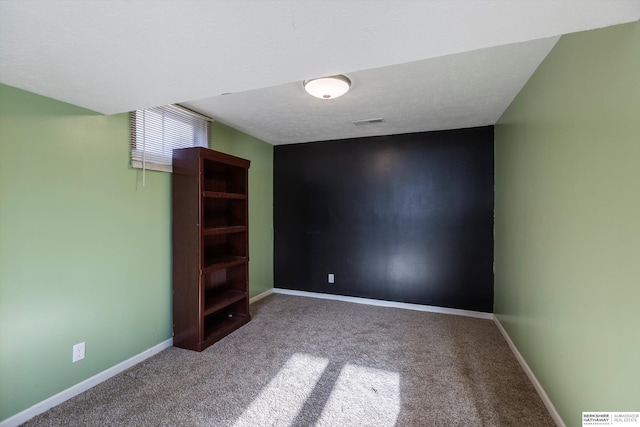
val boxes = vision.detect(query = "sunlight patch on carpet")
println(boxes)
[233,353,329,426]
[316,364,400,427]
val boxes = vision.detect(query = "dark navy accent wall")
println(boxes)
[274,126,494,312]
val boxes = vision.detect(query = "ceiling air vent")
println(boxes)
[352,118,385,126]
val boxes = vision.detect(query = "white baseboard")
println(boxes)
[493,316,565,427]
[0,338,173,427]
[249,288,274,304]
[272,288,494,320]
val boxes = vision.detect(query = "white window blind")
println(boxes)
[130,105,210,173]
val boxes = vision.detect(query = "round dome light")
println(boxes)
[303,75,351,99]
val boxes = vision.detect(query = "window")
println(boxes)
[130,105,210,173]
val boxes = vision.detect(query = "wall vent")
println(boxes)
[352,118,385,126]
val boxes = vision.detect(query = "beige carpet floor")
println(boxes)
[23,294,555,426]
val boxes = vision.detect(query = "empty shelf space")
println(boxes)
[202,256,248,272]
[203,226,247,236]
[200,313,250,350]
[203,290,247,317]
[202,191,247,200]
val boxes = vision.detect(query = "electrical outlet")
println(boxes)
[328,273,335,284]
[73,342,85,363]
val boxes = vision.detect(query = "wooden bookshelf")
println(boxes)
[172,147,250,352]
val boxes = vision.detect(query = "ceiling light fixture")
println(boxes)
[303,75,351,99]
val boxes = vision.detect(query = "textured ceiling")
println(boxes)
[1,1,639,145]
[184,38,559,144]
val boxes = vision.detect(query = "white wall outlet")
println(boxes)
[328,273,335,284]
[72,342,85,363]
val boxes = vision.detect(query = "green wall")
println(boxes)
[495,21,640,427]
[0,84,273,422]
